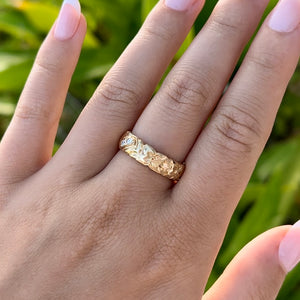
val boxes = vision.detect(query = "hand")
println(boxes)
[1,0,300,298]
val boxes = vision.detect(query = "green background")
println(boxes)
[0,0,300,297]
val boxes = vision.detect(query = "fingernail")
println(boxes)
[54,0,81,40]
[279,220,300,272]
[268,0,300,33]
[165,0,195,11]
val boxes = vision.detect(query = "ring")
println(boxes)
[119,131,185,181]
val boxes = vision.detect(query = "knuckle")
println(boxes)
[170,197,212,251]
[15,100,53,124]
[34,56,61,75]
[94,78,141,119]
[136,206,203,282]
[152,214,201,265]
[68,187,127,261]
[209,7,243,36]
[162,70,213,121]
[142,13,174,43]
[139,226,196,283]
[78,202,121,248]
[213,104,262,154]
[81,190,123,234]
[14,58,64,125]
[142,22,173,43]
[247,49,284,73]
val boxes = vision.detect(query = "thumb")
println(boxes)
[203,221,300,300]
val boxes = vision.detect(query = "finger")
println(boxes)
[203,223,300,300]
[0,0,86,183]
[51,0,205,181]
[174,0,300,273]
[133,0,269,166]
[111,0,270,190]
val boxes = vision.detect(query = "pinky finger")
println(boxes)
[203,222,300,300]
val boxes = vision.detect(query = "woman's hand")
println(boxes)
[0,0,300,298]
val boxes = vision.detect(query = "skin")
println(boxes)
[0,0,299,298]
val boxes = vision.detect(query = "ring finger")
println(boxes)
[113,0,270,188]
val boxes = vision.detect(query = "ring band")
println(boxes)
[119,131,185,181]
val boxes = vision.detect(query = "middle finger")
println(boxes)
[51,0,204,181]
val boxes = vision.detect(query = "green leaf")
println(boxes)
[278,264,300,299]
[72,47,116,83]
[0,51,34,72]
[0,53,34,92]
[0,9,39,46]
[16,1,59,33]
[141,0,157,21]
[0,100,15,116]
[174,28,195,61]
[254,138,299,181]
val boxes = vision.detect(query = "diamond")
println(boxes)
[126,138,133,145]
[121,137,134,147]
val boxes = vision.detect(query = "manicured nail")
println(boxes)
[279,220,300,272]
[268,0,300,33]
[165,0,195,11]
[54,0,81,40]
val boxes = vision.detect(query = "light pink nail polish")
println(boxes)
[279,220,300,272]
[54,0,81,40]
[165,0,195,11]
[268,0,300,33]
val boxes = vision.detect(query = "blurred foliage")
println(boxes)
[0,0,300,297]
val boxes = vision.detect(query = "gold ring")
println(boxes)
[119,131,185,181]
